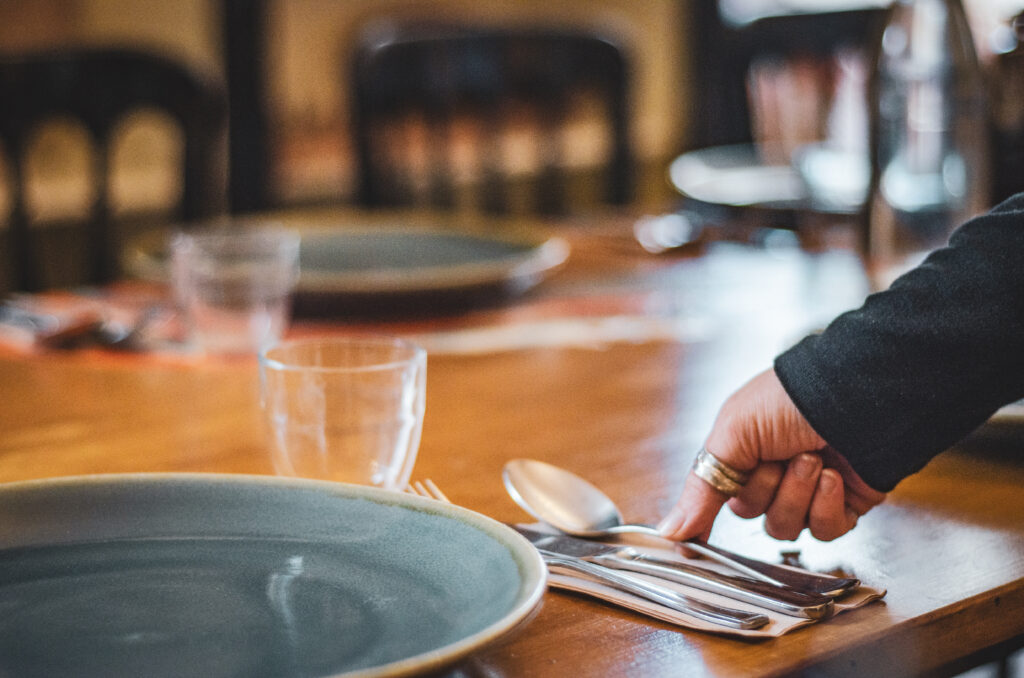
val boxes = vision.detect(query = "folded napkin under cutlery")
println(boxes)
[516,524,885,638]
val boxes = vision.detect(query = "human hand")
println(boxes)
[658,368,886,543]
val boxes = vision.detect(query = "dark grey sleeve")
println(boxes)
[774,193,1024,492]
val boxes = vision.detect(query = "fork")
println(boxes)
[404,480,769,630]
[407,479,450,503]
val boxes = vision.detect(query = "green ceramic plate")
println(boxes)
[293,227,569,316]
[124,224,569,317]
[297,227,569,295]
[0,474,546,677]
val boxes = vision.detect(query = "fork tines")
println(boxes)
[408,479,450,503]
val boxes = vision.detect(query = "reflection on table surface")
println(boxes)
[1,208,1022,677]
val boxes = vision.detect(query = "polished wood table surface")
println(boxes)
[1,211,1022,677]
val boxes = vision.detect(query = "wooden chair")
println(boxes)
[672,1,886,232]
[350,23,633,216]
[222,0,273,214]
[686,1,886,150]
[0,47,227,292]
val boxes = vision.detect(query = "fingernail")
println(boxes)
[657,505,686,535]
[819,470,838,494]
[794,453,820,479]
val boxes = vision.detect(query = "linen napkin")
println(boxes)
[537,533,885,638]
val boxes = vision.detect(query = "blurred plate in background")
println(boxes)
[669,142,869,216]
[294,226,569,317]
[125,224,569,318]
[669,144,807,210]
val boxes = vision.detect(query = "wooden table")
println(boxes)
[1,211,1022,677]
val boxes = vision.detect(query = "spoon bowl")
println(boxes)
[502,458,859,597]
[502,458,659,538]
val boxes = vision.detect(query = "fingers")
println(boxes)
[658,367,883,545]
[727,462,784,519]
[763,453,822,540]
[750,453,877,541]
[663,453,872,544]
[662,453,825,542]
[807,469,859,541]
[755,455,862,541]
[657,470,730,542]
[818,448,888,515]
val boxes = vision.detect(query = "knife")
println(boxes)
[537,550,769,630]
[513,525,835,619]
[682,540,859,598]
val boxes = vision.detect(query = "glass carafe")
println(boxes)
[865,0,990,290]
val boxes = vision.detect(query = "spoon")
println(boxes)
[502,458,859,597]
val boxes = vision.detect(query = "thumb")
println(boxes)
[657,469,729,542]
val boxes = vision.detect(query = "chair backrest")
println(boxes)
[0,47,226,292]
[687,1,885,150]
[350,23,633,216]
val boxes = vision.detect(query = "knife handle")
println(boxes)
[540,553,769,630]
[595,552,834,620]
[622,523,860,597]
[683,541,859,598]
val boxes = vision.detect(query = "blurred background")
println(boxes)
[2,0,1024,292]
[0,0,688,214]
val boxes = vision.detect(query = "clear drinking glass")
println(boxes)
[258,336,427,490]
[172,227,300,355]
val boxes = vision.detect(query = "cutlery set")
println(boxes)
[501,458,859,598]
[0,298,165,351]
[536,546,772,630]
[411,459,866,632]
[511,525,834,621]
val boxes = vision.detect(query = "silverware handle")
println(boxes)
[682,541,859,598]
[595,552,834,620]
[627,522,859,597]
[541,553,769,630]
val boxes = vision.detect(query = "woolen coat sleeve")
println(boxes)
[774,193,1024,492]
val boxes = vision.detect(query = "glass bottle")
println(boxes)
[865,0,990,290]
[990,12,1024,204]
